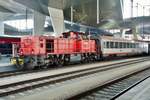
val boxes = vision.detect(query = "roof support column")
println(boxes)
[48,7,64,36]
[97,0,100,24]
[33,11,46,35]
[0,21,4,35]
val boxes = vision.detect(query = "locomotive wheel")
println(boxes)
[81,54,87,63]
[16,64,25,70]
[85,53,91,63]
[93,54,97,61]
[90,54,96,62]
[25,57,36,70]
[64,55,70,65]
[58,59,64,67]
[54,55,64,67]
[25,63,35,70]
[96,54,103,61]
[16,59,25,70]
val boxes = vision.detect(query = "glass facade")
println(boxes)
[123,0,150,19]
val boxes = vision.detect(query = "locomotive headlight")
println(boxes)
[11,58,16,64]
[18,58,24,65]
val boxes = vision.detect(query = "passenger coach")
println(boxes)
[100,36,148,57]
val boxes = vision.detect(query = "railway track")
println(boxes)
[0,57,150,99]
[0,56,148,78]
[69,66,150,100]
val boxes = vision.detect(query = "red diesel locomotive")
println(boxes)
[11,32,99,69]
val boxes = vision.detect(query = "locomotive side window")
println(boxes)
[46,40,54,53]
[40,43,43,48]
[81,34,88,40]
[63,33,70,38]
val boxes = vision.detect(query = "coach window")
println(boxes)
[133,44,136,48]
[130,43,132,48]
[124,43,127,48]
[124,43,126,48]
[106,41,110,48]
[132,43,134,48]
[127,43,129,48]
[136,43,139,48]
[137,43,139,48]
[110,42,114,48]
[135,43,137,48]
[122,42,124,48]
[122,43,124,48]
[103,42,106,48]
[130,43,131,48]
[119,42,122,48]
[123,43,125,48]
[115,42,118,48]
[121,42,123,48]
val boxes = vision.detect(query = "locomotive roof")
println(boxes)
[21,35,55,39]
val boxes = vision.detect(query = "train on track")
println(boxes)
[11,31,150,70]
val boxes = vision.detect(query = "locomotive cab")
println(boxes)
[11,36,54,70]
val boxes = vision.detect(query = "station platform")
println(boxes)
[117,77,150,100]
[0,56,12,67]
[0,56,16,72]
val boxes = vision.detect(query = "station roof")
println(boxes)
[0,0,149,35]
[0,0,122,28]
